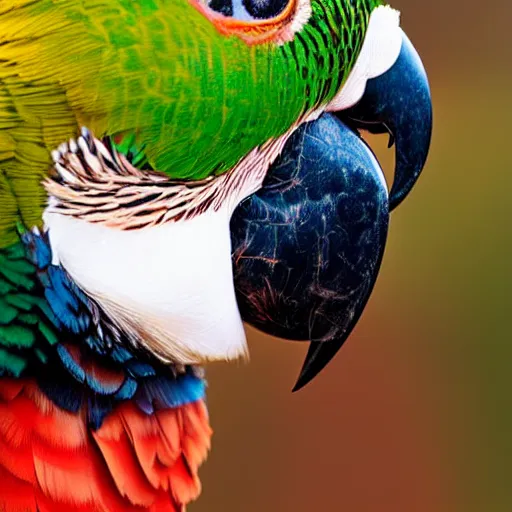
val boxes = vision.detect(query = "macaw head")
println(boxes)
[38,0,431,390]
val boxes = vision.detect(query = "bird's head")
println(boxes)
[39,0,431,388]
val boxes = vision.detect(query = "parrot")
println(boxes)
[0,0,432,511]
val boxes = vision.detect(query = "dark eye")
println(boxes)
[194,0,311,45]
[207,0,289,21]
[208,0,233,16]
[242,0,289,19]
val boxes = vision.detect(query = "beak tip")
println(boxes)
[291,372,314,393]
[291,381,304,393]
[291,359,314,393]
[292,363,318,392]
[291,338,348,392]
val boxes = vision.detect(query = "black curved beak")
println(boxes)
[230,115,388,391]
[230,30,431,391]
[340,29,432,210]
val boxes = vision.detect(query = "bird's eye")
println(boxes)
[208,0,234,17]
[242,0,289,18]
[193,0,311,45]
[208,0,289,20]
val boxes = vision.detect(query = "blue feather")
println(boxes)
[56,344,86,383]
[22,228,207,431]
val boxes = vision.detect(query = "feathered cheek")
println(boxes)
[190,0,312,45]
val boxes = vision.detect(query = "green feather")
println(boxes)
[0,0,386,369]
[0,325,35,348]
[0,300,17,325]
[0,241,57,374]
[0,0,381,247]
[0,348,26,377]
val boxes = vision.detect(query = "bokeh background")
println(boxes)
[194,1,512,511]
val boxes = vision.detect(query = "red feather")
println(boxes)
[0,378,212,512]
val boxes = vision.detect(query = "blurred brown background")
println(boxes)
[194,1,512,511]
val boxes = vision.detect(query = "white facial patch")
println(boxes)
[41,119,303,365]
[43,207,248,364]
[327,5,402,112]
